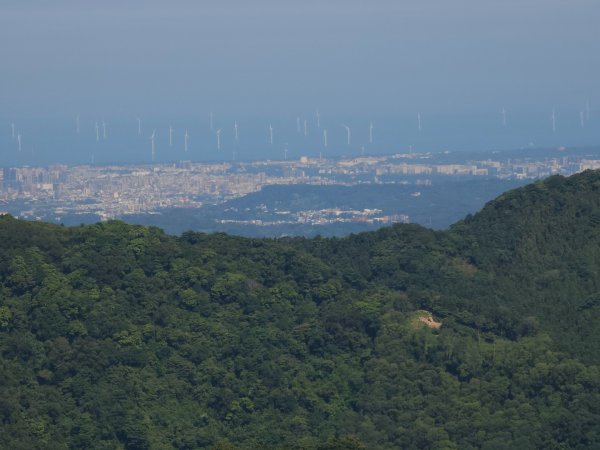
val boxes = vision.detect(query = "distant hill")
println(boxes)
[120,177,526,236]
[453,170,600,361]
[0,172,599,448]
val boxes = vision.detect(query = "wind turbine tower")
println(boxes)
[184,129,189,152]
[17,133,22,152]
[216,128,222,150]
[586,101,591,121]
[417,113,422,133]
[102,121,107,140]
[95,122,100,142]
[342,124,351,145]
[316,109,321,128]
[169,125,173,147]
[284,143,288,161]
[151,130,156,162]
[323,129,328,148]
[234,121,239,143]
[369,121,374,144]
[137,117,142,136]
[551,108,556,134]
[269,124,274,145]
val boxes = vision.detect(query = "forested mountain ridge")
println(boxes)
[0,172,600,449]
[453,170,600,360]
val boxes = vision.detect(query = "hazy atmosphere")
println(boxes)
[4,3,600,449]
[2,0,599,164]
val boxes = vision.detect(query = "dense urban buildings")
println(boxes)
[1,147,598,227]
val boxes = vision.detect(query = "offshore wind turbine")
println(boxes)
[551,108,556,133]
[151,130,156,162]
[501,107,507,128]
[268,123,274,145]
[169,125,173,147]
[234,120,239,143]
[95,122,100,141]
[586,101,591,121]
[369,121,374,144]
[303,119,308,137]
[184,129,189,152]
[216,128,222,150]
[137,117,142,136]
[342,124,351,145]
[284,143,288,160]
[316,109,321,128]
[17,133,22,152]
[417,113,422,133]
[323,129,328,147]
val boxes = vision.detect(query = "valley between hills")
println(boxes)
[0,171,599,448]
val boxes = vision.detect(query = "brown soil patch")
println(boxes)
[413,311,442,330]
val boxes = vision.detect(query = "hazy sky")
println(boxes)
[2,0,599,119]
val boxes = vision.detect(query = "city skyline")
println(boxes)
[2,145,598,223]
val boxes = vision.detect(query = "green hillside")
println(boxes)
[0,171,600,449]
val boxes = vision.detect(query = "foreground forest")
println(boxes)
[1,171,600,449]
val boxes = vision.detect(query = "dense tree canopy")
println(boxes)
[1,171,600,448]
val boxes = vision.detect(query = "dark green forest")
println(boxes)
[1,171,600,449]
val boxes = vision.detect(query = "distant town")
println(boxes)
[1,146,600,229]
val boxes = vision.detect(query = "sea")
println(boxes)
[1,110,598,167]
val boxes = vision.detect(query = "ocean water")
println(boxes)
[1,110,598,166]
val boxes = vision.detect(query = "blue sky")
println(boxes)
[1,1,599,163]
[2,0,598,115]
